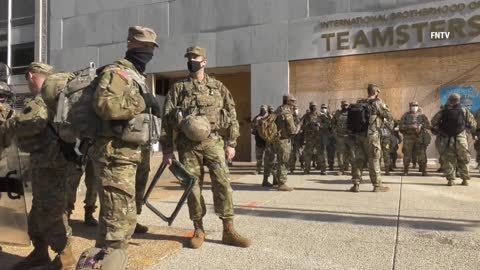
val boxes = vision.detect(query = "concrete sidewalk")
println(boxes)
[141,168,480,270]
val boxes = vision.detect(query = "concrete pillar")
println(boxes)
[250,61,289,161]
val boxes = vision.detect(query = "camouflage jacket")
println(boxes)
[358,97,393,136]
[301,111,320,138]
[399,111,430,136]
[318,112,332,134]
[332,109,349,136]
[251,113,265,135]
[161,74,239,153]
[431,106,477,137]
[93,58,146,122]
[474,110,480,135]
[2,94,65,168]
[274,104,296,140]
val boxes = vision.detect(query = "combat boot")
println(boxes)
[222,220,252,248]
[134,223,149,234]
[384,168,390,176]
[320,170,327,175]
[329,164,334,171]
[373,186,390,192]
[336,171,344,176]
[420,165,428,176]
[262,176,273,187]
[40,246,76,270]
[12,243,51,270]
[277,183,294,191]
[403,165,409,176]
[272,176,279,186]
[190,220,205,249]
[462,179,469,186]
[349,183,359,193]
[84,206,98,227]
[412,162,417,169]
[447,180,455,186]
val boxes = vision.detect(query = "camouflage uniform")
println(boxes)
[474,109,480,167]
[350,84,393,192]
[380,119,394,175]
[331,102,354,174]
[92,58,149,249]
[399,102,431,175]
[251,105,267,174]
[288,109,303,172]
[318,106,333,173]
[431,94,477,185]
[302,102,321,174]
[263,98,297,191]
[66,158,98,223]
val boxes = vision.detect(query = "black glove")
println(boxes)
[143,93,161,117]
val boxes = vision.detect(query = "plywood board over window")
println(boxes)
[290,43,480,159]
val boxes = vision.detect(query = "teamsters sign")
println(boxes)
[308,0,480,57]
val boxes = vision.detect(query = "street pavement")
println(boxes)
[2,160,480,270]
[143,164,480,270]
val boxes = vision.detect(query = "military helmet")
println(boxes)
[320,104,327,109]
[181,115,211,142]
[367,84,380,95]
[309,101,317,106]
[267,105,274,112]
[0,62,9,83]
[341,100,349,106]
[260,104,267,110]
[410,101,419,107]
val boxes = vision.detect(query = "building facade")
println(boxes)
[42,0,480,160]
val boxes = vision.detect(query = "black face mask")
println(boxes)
[125,47,154,74]
[187,60,203,73]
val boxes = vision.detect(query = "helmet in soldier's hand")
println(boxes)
[181,115,211,142]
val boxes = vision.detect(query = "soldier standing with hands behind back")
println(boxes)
[161,46,251,249]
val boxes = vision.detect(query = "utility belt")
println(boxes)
[96,113,161,145]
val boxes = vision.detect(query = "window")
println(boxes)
[11,42,34,75]
[12,0,34,26]
[155,78,171,96]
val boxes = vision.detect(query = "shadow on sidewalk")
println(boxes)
[234,205,480,231]
[0,250,26,269]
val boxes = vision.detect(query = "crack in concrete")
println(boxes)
[392,175,404,270]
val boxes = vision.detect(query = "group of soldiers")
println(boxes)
[0,26,251,270]
[252,85,479,192]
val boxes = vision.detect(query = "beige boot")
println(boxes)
[12,243,51,270]
[222,220,252,248]
[278,183,293,191]
[373,186,390,192]
[190,220,205,249]
[40,246,76,270]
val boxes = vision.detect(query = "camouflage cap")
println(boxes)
[320,104,327,109]
[128,26,159,47]
[260,104,267,110]
[184,46,206,58]
[267,105,274,110]
[309,101,317,106]
[26,62,54,75]
[410,101,419,106]
[341,100,349,106]
[448,93,461,102]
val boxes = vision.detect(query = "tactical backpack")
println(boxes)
[347,102,371,134]
[439,104,466,137]
[257,113,278,144]
[76,247,127,270]
[42,63,99,143]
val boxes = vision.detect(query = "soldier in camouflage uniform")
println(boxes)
[134,145,151,233]
[288,105,303,173]
[380,118,394,175]
[331,101,354,175]
[431,93,477,186]
[91,26,160,251]
[66,159,98,226]
[263,95,297,191]
[321,104,336,171]
[251,105,268,174]
[302,102,322,174]
[399,101,431,176]
[5,63,76,270]
[318,104,333,174]
[161,46,251,249]
[390,120,402,170]
[350,84,393,193]
[0,63,14,155]
[474,109,480,169]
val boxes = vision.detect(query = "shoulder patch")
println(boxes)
[116,70,130,82]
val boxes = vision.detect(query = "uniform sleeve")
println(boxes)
[93,69,146,121]
[399,114,408,133]
[6,98,49,137]
[430,111,442,133]
[466,109,477,134]
[377,101,393,122]
[285,112,297,136]
[221,84,240,147]
[420,114,431,130]
[159,85,179,154]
